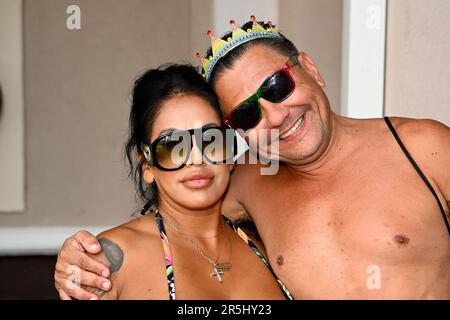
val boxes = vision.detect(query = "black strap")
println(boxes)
[384,117,450,235]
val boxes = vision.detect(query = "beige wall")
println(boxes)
[0,0,212,227]
[385,0,450,125]
[6,0,449,230]
[279,0,343,113]
[1,0,343,229]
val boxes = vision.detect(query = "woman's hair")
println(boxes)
[125,64,222,212]
[205,20,299,87]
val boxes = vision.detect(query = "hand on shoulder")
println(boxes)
[83,216,156,299]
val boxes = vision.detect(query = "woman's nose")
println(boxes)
[185,137,205,166]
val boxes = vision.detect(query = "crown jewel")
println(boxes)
[196,16,282,82]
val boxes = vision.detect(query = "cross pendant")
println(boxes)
[211,266,224,283]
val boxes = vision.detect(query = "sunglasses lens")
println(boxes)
[229,101,261,131]
[154,132,190,169]
[261,70,295,102]
[201,127,235,164]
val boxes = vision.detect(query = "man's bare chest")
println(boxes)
[245,162,449,271]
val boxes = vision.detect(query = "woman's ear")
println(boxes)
[136,152,155,184]
[297,51,326,88]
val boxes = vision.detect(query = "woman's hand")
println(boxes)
[54,231,112,300]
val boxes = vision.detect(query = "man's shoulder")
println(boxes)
[387,116,450,149]
[223,162,267,222]
[227,162,266,200]
[386,117,450,184]
[231,161,264,178]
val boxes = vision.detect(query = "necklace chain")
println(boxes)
[156,209,232,283]
[163,214,224,263]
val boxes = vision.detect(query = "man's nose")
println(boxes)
[185,137,204,166]
[259,98,290,129]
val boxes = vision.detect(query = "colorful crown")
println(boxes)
[196,16,281,82]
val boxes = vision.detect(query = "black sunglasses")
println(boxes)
[224,56,299,131]
[141,126,236,171]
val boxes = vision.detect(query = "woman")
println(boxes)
[84,64,292,299]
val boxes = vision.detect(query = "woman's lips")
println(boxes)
[180,172,214,189]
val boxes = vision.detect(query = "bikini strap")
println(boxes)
[384,117,450,235]
[224,217,294,300]
[155,212,176,300]
[155,211,294,300]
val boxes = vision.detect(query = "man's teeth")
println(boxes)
[280,116,305,140]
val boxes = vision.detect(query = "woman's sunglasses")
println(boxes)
[141,126,236,171]
[224,56,299,131]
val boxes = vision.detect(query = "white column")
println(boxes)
[213,0,279,36]
[0,0,25,212]
[341,0,386,118]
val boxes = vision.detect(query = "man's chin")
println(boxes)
[277,141,323,165]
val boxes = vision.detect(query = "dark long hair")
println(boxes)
[125,64,222,212]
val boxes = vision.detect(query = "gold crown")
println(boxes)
[196,16,281,82]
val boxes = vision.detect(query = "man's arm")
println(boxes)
[222,166,251,223]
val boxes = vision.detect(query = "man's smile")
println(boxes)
[279,114,305,141]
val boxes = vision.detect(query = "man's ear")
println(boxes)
[297,52,326,88]
[136,152,155,184]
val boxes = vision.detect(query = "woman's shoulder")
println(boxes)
[96,213,163,263]
[99,213,159,243]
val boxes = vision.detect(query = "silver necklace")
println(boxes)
[158,209,232,283]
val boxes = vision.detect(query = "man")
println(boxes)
[55,18,450,299]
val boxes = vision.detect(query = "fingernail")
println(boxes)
[90,244,99,251]
[102,281,110,290]
[90,296,98,300]
[102,270,110,277]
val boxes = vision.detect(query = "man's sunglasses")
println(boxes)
[224,56,299,131]
[141,126,236,171]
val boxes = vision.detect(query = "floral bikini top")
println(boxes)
[155,211,293,300]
